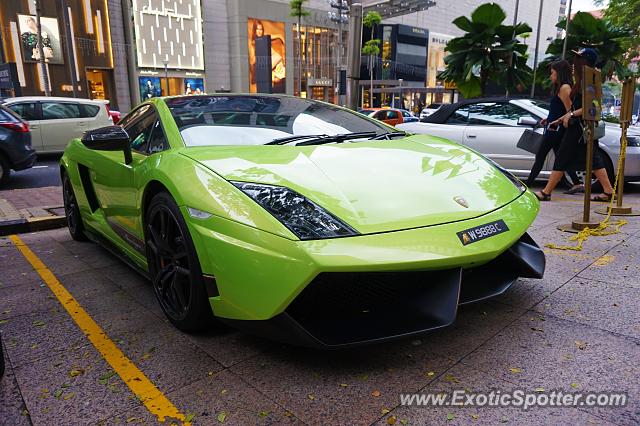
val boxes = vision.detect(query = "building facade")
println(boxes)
[0,0,117,106]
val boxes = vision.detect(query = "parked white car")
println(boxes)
[399,98,640,183]
[419,103,443,120]
[2,97,113,153]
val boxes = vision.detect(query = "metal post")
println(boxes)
[35,0,51,96]
[531,0,544,98]
[562,0,573,60]
[60,0,78,98]
[581,120,594,224]
[346,2,362,110]
[163,60,169,96]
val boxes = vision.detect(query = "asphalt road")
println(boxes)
[4,155,61,190]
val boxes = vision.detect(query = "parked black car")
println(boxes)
[0,103,36,185]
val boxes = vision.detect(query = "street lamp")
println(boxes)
[162,59,169,96]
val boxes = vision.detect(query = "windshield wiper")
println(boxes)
[295,131,377,146]
[370,131,408,140]
[265,134,328,145]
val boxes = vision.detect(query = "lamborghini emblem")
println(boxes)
[454,196,469,208]
[461,233,471,244]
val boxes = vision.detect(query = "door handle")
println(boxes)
[467,134,477,138]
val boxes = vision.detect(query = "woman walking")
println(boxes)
[525,60,582,193]
[534,48,614,202]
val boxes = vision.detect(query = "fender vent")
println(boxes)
[77,164,100,212]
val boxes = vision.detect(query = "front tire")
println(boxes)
[145,192,213,332]
[62,172,88,241]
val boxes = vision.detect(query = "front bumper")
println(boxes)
[221,232,543,348]
[186,190,543,347]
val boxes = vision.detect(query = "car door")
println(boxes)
[386,110,402,126]
[91,105,171,254]
[6,101,43,151]
[461,102,542,173]
[40,101,86,152]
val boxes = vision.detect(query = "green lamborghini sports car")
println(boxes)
[60,94,545,348]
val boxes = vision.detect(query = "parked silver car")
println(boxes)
[2,97,113,154]
[399,98,640,183]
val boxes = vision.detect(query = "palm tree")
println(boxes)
[362,11,382,107]
[536,11,631,85]
[437,3,532,98]
[290,0,310,97]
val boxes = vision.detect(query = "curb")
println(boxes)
[0,215,66,236]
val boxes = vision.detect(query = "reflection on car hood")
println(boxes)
[181,135,526,234]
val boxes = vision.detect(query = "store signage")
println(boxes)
[185,72,202,77]
[140,70,160,75]
[308,78,333,87]
[132,0,204,70]
[0,63,20,89]
[398,24,428,39]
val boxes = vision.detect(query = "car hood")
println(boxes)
[181,135,524,235]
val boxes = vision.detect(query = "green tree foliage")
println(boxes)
[362,11,382,105]
[598,0,640,60]
[437,3,532,98]
[537,11,630,86]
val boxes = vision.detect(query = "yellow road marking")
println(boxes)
[9,235,189,425]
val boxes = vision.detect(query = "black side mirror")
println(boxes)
[82,126,132,164]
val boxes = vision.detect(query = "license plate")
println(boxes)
[457,220,509,246]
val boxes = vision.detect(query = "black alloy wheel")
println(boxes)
[62,172,88,241]
[145,192,212,331]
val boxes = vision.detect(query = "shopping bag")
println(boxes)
[516,129,544,154]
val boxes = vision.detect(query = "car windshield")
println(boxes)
[166,96,391,147]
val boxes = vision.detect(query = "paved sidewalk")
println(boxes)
[0,187,64,235]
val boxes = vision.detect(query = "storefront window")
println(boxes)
[292,24,345,103]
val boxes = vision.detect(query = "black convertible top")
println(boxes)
[422,97,515,124]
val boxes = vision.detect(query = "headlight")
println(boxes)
[483,158,527,193]
[627,136,640,147]
[231,182,359,240]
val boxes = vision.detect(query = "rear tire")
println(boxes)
[144,192,213,332]
[62,172,88,241]
[0,155,10,186]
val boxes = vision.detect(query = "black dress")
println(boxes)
[526,93,580,185]
[553,93,605,172]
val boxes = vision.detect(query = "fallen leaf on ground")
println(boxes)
[307,394,315,400]
[216,412,227,423]
[340,383,348,388]
[509,368,522,374]
[447,413,455,421]
[69,368,84,378]
[372,390,381,397]
[444,374,459,383]
[387,416,397,425]
[381,408,390,414]
[574,340,587,350]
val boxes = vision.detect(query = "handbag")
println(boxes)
[516,129,544,154]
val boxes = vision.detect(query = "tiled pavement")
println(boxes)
[0,186,64,223]
[1,192,639,425]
